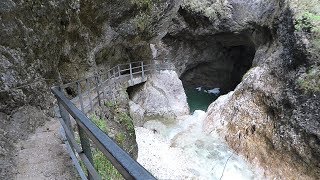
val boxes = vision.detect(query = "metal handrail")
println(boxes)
[52,87,155,180]
[52,61,174,180]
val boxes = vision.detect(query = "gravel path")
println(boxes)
[14,118,78,180]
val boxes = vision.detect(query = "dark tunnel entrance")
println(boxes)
[181,45,255,94]
[163,33,257,113]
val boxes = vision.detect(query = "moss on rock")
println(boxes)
[297,66,320,92]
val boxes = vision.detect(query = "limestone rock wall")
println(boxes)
[129,70,189,126]
[0,0,319,179]
[171,0,320,179]
[0,0,178,178]
[146,0,320,179]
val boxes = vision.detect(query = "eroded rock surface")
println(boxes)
[1,0,319,179]
[129,70,189,126]
[146,0,320,179]
[178,0,320,179]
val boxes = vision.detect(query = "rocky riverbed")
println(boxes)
[135,111,262,179]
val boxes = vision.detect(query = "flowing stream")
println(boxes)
[136,88,260,179]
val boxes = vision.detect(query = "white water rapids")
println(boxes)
[136,110,261,179]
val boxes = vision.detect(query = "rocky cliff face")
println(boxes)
[0,0,175,178]
[128,70,189,126]
[146,0,320,179]
[173,0,320,179]
[1,0,319,179]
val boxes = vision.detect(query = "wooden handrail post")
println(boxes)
[101,75,106,101]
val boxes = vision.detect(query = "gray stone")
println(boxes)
[129,100,145,126]
[0,0,16,13]
[130,70,189,123]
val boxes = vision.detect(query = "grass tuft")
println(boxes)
[297,66,320,92]
[92,149,123,180]
[89,115,124,180]
[91,115,109,133]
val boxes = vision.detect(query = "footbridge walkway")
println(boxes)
[52,61,173,180]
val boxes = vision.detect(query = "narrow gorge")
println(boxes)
[1,0,319,179]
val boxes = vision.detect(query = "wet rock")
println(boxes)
[131,0,320,179]
[8,106,49,141]
[192,1,320,178]
[129,70,189,123]
[129,100,145,126]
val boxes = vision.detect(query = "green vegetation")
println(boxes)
[135,13,152,33]
[295,12,320,33]
[115,133,126,146]
[297,66,320,92]
[92,149,123,180]
[91,115,108,133]
[105,101,135,137]
[131,0,153,10]
[117,112,135,136]
[130,0,157,36]
[75,113,132,179]
[86,115,123,180]
[105,101,116,108]
[292,0,320,49]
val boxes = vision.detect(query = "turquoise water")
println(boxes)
[185,88,220,113]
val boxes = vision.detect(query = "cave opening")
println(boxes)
[170,34,257,113]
